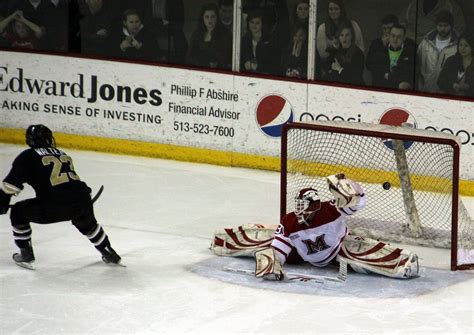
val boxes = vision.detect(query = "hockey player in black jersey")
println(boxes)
[0,124,121,269]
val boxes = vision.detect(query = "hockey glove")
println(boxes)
[0,189,12,214]
[255,248,284,281]
[327,174,364,208]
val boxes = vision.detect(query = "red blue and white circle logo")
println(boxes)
[378,108,417,150]
[256,95,294,138]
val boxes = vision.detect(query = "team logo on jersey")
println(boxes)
[256,95,294,138]
[378,108,417,150]
[302,234,330,254]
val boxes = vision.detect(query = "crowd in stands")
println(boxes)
[0,0,472,98]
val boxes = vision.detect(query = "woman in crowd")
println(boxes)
[240,10,277,75]
[188,3,232,70]
[292,0,309,28]
[0,10,42,49]
[438,34,474,96]
[280,24,308,79]
[316,0,364,67]
[323,23,365,85]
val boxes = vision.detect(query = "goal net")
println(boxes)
[280,121,473,270]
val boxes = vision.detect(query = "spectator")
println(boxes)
[454,0,474,35]
[77,0,113,55]
[405,0,465,43]
[240,9,276,75]
[316,0,364,70]
[43,0,69,51]
[292,0,309,28]
[107,8,160,61]
[188,3,232,70]
[242,0,289,37]
[366,23,416,90]
[242,0,289,65]
[417,10,459,93]
[10,0,48,39]
[145,0,187,65]
[438,33,474,96]
[366,14,399,72]
[280,24,308,79]
[218,0,233,32]
[0,10,42,49]
[322,23,365,86]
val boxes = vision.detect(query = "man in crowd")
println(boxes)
[367,20,416,90]
[417,10,459,92]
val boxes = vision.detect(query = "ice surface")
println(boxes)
[0,143,473,334]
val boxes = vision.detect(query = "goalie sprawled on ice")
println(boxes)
[210,174,419,280]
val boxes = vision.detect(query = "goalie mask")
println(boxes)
[26,124,55,148]
[294,188,321,224]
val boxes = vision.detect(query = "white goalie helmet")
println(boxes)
[294,188,321,223]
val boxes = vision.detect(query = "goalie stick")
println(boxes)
[225,258,348,285]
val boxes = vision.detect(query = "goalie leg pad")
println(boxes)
[255,247,284,281]
[339,235,419,279]
[210,224,277,257]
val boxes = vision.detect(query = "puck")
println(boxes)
[383,182,391,190]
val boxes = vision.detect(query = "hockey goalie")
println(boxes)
[210,174,419,280]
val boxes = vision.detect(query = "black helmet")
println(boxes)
[26,124,55,148]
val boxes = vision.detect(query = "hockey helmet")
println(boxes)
[26,124,55,148]
[294,187,321,218]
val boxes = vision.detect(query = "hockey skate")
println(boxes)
[100,246,124,267]
[12,246,35,270]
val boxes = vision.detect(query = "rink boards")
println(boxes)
[0,50,473,194]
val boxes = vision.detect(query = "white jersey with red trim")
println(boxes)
[271,196,366,267]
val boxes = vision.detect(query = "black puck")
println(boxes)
[383,182,391,190]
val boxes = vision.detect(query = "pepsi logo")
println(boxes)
[378,108,417,150]
[256,95,294,138]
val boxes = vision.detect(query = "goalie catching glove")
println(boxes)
[254,247,284,281]
[326,173,364,208]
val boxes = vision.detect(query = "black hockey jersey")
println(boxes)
[3,147,91,200]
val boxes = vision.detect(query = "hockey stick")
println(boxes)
[224,258,348,285]
[92,185,104,203]
[7,185,104,208]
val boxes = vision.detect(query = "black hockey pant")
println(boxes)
[9,197,111,251]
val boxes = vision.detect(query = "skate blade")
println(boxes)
[107,261,126,268]
[102,256,126,267]
[14,261,35,270]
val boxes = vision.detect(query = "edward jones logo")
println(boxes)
[256,95,294,138]
[379,108,417,150]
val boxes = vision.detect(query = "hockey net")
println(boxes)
[281,121,473,270]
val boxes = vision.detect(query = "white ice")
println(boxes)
[0,143,473,335]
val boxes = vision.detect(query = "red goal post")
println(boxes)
[280,121,473,270]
